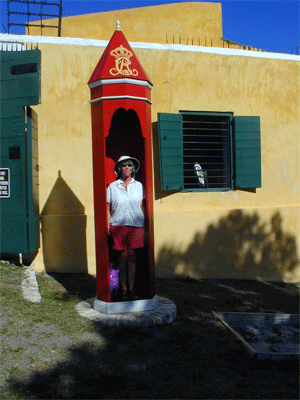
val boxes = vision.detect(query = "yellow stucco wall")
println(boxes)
[28,2,223,47]
[144,48,300,282]
[22,36,300,282]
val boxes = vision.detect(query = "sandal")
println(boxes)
[121,291,130,301]
[129,291,139,300]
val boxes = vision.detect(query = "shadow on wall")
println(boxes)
[40,171,88,273]
[156,210,300,282]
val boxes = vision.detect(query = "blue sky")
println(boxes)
[1,0,299,54]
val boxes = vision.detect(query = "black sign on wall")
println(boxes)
[0,168,10,198]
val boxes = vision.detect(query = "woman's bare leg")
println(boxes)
[118,249,128,293]
[127,248,136,292]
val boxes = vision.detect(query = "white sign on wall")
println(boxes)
[0,168,10,198]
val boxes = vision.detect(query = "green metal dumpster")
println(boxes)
[0,49,41,265]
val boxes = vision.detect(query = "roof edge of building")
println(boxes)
[1,34,299,62]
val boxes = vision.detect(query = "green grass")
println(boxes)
[1,262,94,336]
[0,262,99,399]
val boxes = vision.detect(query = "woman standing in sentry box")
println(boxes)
[107,156,145,301]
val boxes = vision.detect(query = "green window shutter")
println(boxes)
[158,113,184,191]
[234,116,261,188]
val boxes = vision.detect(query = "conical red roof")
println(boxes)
[88,27,152,86]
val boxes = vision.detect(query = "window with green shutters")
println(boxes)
[158,112,261,191]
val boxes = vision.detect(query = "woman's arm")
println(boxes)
[107,203,111,230]
[141,199,146,218]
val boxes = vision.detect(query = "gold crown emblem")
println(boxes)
[110,45,133,59]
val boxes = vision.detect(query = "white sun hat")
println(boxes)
[114,155,140,173]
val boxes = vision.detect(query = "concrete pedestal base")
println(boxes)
[75,296,176,327]
[94,295,159,314]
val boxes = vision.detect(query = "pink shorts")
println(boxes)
[110,226,144,251]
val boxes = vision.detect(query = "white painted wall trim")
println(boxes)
[89,78,153,90]
[1,33,299,62]
[0,41,26,51]
[90,95,152,104]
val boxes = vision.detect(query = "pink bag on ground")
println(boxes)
[109,263,119,300]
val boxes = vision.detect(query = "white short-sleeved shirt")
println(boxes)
[107,178,145,227]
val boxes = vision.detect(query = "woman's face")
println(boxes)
[121,162,133,179]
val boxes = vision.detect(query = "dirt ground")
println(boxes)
[1,264,299,399]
